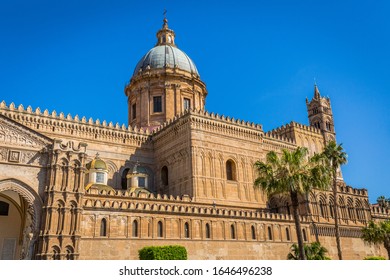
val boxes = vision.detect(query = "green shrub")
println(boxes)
[363,256,386,260]
[138,245,187,260]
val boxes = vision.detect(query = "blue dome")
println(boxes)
[133,45,199,77]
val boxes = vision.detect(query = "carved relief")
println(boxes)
[0,122,49,148]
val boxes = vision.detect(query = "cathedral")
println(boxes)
[0,18,387,260]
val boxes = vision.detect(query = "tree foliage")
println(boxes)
[138,245,187,260]
[287,242,331,260]
[361,220,390,260]
[321,141,347,260]
[254,147,330,260]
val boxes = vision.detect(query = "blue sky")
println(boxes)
[1,0,389,203]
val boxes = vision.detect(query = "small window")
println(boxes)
[268,226,273,240]
[286,228,290,241]
[184,222,190,238]
[0,201,9,216]
[132,220,138,237]
[100,218,107,237]
[161,166,168,186]
[184,98,191,110]
[303,229,307,242]
[138,177,145,188]
[231,224,235,239]
[226,160,236,181]
[251,225,256,240]
[96,172,104,183]
[157,221,163,237]
[153,96,162,113]
[132,103,136,120]
[205,223,211,239]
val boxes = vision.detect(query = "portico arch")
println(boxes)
[0,178,43,259]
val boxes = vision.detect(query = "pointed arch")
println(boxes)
[0,178,43,234]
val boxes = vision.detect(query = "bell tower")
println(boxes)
[306,84,336,143]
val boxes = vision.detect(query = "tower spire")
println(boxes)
[314,83,321,99]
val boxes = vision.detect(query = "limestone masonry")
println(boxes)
[0,18,388,260]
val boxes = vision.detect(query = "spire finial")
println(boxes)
[314,82,321,99]
[163,9,168,28]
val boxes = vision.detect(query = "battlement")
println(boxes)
[263,131,295,144]
[269,121,321,136]
[153,108,263,132]
[338,185,368,196]
[84,187,310,222]
[0,101,151,145]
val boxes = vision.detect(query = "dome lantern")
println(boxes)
[156,17,176,47]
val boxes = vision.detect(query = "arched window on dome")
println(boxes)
[226,160,236,181]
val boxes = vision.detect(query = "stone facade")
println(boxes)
[0,19,388,260]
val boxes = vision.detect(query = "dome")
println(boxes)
[133,45,199,77]
[86,154,107,170]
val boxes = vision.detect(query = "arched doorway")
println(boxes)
[0,179,42,260]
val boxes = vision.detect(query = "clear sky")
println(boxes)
[1,0,389,203]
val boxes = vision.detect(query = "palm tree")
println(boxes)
[322,141,347,260]
[254,147,330,260]
[361,220,390,260]
[287,242,330,260]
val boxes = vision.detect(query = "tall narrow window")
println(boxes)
[268,226,273,240]
[184,222,190,238]
[251,225,256,240]
[157,221,163,237]
[205,223,211,239]
[226,160,236,181]
[132,103,136,120]
[161,166,168,186]
[100,218,107,237]
[184,98,191,110]
[231,224,235,239]
[153,96,162,113]
[286,228,290,241]
[132,220,138,237]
